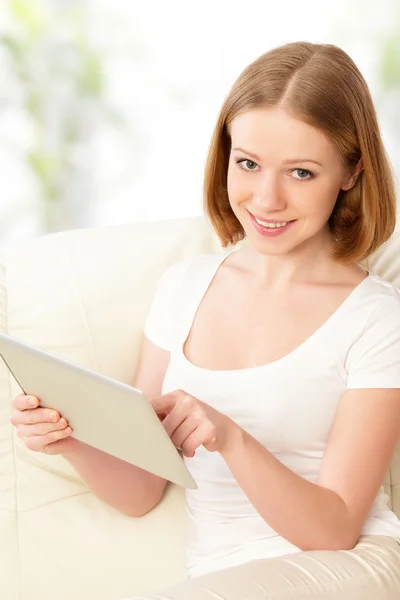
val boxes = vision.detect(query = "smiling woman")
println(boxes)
[10,41,400,600]
[136,42,400,598]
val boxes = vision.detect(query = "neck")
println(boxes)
[243,229,340,289]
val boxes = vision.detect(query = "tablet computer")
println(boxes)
[0,332,196,489]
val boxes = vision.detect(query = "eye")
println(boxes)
[291,168,314,180]
[236,159,260,171]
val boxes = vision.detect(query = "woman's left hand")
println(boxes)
[151,390,240,458]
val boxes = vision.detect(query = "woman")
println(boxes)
[11,42,400,599]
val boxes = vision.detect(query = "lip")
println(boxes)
[248,211,293,224]
[248,211,296,237]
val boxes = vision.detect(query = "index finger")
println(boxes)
[151,392,179,416]
[13,394,39,411]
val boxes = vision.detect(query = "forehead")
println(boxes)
[229,107,336,161]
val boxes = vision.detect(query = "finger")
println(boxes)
[13,394,39,411]
[17,418,69,438]
[162,399,204,438]
[170,419,197,450]
[23,427,72,452]
[181,423,214,458]
[161,403,188,438]
[11,407,61,426]
[151,391,181,416]
[153,390,196,420]
[180,431,202,458]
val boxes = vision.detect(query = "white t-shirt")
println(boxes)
[144,250,400,578]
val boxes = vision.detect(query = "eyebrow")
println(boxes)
[232,147,323,167]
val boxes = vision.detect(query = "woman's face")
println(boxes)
[227,107,357,256]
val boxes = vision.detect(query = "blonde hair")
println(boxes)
[204,42,396,264]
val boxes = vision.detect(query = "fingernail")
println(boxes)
[28,397,36,407]
[48,411,57,421]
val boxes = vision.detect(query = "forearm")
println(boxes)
[222,428,354,550]
[63,439,167,517]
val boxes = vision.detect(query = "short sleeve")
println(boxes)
[143,261,188,351]
[346,294,400,389]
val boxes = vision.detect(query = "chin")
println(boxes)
[248,239,297,256]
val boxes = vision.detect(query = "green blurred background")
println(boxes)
[0,0,399,251]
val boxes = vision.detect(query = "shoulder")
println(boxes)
[344,274,400,353]
[362,274,400,321]
[159,252,231,289]
[366,272,400,298]
[347,273,400,353]
[144,252,230,351]
[345,275,400,387]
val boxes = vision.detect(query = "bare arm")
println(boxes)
[220,388,400,550]
[61,336,170,517]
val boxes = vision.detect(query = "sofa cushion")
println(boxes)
[1,216,222,600]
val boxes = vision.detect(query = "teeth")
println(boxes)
[255,218,289,228]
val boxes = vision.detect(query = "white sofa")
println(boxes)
[0,216,399,600]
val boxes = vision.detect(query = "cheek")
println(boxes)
[226,166,237,201]
[293,178,340,217]
[318,177,343,211]
[227,167,249,204]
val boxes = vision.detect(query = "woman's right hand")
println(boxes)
[10,394,73,454]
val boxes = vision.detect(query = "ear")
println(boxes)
[341,157,364,191]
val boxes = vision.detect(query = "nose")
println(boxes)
[252,172,286,213]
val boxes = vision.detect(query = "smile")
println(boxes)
[248,211,296,237]
[254,218,290,229]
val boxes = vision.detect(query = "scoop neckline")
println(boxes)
[177,251,372,375]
